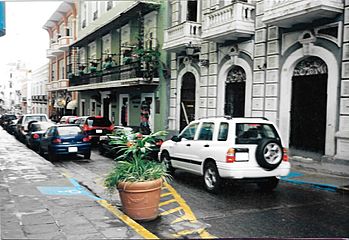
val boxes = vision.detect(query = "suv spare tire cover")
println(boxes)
[255,139,283,171]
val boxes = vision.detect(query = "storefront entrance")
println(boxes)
[180,72,196,131]
[224,65,246,117]
[290,57,328,154]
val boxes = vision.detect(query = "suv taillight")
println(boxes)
[108,124,114,131]
[282,148,289,161]
[83,124,92,131]
[226,148,236,163]
[155,139,164,146]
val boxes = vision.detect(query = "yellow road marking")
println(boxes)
[97,200,159,239]
[163,182,217,239]
[160,192,172,197]
[172,228,206,238]
[171,216,189,224]
[159,198,177,207]
[159,207,182,216]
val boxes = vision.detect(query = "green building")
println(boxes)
[68,1,169,133]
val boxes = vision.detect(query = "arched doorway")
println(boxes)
[224,65,246,117]
[180,72,196,131]
[290,56,328,154]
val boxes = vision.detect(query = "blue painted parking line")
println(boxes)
[281,172,337,192]
[37,178,101,200]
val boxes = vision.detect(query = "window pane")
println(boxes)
[236,123,279,144]
[218,122,229,141]
[198,122,214,141]
[57,126,82,136]
[180,123,198,140]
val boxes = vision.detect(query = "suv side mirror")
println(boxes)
[171,135,181,142]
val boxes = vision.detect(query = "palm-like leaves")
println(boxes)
[105,130,169,192]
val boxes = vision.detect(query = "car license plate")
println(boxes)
[96,129,103,133]
[68,147,78,153]
[100,135,108,141]
[235,152,248,161]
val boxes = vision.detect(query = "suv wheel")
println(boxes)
[255,139,283,170]
[203,162,221,194]
[257,177,279,192]
[161,152,175,175]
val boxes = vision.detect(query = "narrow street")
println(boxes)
[53,148,349,238]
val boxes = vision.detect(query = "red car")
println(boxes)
[75,116,114,144]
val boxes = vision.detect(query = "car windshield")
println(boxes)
[57,126,83,136]
[235,123,280,144]
[86,117,111,127]
[25,116,47,123]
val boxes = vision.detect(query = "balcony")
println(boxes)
[46,42,63,59]
[163,21,202,52]
[263,0,343,28]
[201,2,255,42]
[58,36,73,51]
[47,79,69,91]
[69,62,159,91]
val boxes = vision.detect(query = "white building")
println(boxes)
[163,0,349,162]
[31,64,49,115]
[0,61,28,114]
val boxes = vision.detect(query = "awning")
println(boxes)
[66,100,77,110]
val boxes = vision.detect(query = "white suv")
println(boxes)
[159,117,291,193]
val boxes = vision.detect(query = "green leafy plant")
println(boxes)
[104,130,170,192]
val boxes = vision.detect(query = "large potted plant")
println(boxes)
[104,130,169,221]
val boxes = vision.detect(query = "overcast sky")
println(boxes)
[0,1,61,74]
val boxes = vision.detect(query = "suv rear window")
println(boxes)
[86,117,112,127]
[57,126,83,136]
[236,123,280,144]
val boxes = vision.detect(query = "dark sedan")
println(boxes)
[39,125,91,161]
[99,126,163,160]
[76,116,114,144]
[25,121,55,151]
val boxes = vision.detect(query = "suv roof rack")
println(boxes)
[198,116,269,121]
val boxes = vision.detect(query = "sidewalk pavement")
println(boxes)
[0,128,147,240]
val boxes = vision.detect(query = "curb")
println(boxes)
[281,177,349,194]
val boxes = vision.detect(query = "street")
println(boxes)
[52,148,349,238]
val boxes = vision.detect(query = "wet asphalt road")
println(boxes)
[50,149,349,238]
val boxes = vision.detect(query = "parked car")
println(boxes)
[6,119,18,135]
[15,114,49,143]
[25,121,55,151]
[39,124,91,161]
[99,125,163,159]
[75,116,114,144]
[59,116,78,124]
[159,117,291,193]
[0,114,17,128]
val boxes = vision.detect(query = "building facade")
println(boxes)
[163,0,349,161]
[31,64,49,114]
[43,0,78,121]
[0,61,29,115]
[68,0,169,133]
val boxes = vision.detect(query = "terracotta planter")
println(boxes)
[117,178,162,221]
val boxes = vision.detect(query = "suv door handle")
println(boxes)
[186,144,191,147]
[204,144,209,147]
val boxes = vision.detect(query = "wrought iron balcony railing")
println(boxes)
[69,61,159,87]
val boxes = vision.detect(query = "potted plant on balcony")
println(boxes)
[104,130,169,221]
[102,55,115,70]
[89,61,99,73]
